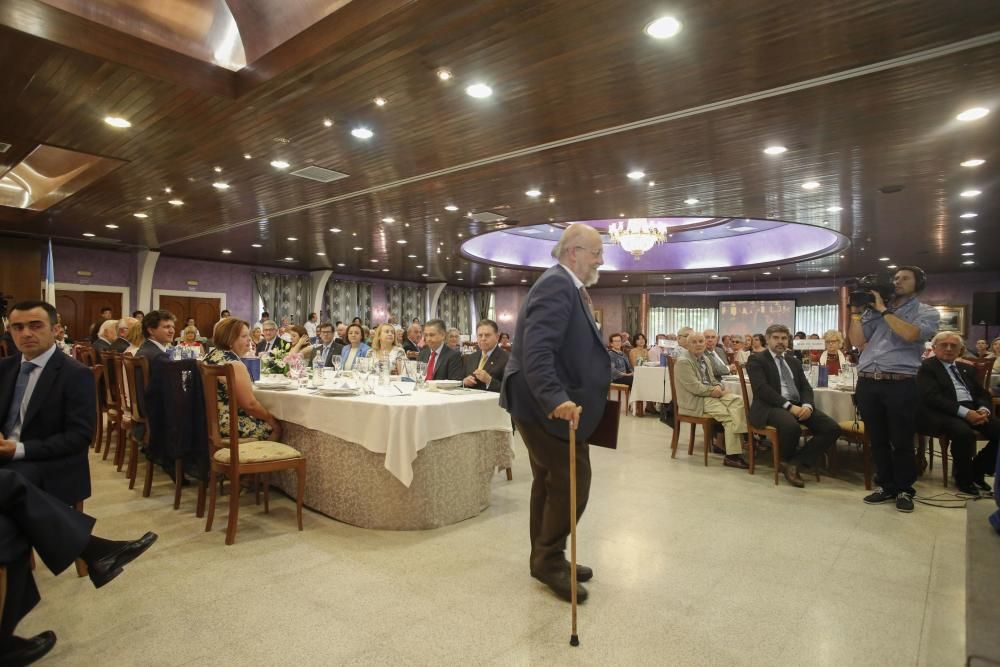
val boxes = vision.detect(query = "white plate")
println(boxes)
[426,380,462,389]
[316,387,356,396]
[256,382,297,391]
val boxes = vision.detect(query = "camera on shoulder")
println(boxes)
[846,273,894,308]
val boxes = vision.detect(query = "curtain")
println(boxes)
[795,305,839,336]
[647,307,717,337]
[623,294,641,335]
[473,289,495,323]
[324,279,373,325]
[436,289,470,333]
[253,272,309,324]
[386,284,427,326]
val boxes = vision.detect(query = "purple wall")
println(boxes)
[494,286,528,336]
[52,245,137,307]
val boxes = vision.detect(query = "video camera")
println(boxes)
[846,273,895,309]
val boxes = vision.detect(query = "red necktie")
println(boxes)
[425,350,437,381]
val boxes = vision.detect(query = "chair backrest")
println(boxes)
[666,355,680,426]
[972,360,992,391]
[98,351,121,408]
[735,363,754,423]
[197,361,243,468]
[91,364,103,442]
[116,353,132,415]
[73,345,96,367]
[122,354,149,429]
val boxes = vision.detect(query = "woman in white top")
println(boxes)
[370,323,406,374]
[989,337,1000,372]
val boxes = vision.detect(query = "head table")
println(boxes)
[253,385,514,530]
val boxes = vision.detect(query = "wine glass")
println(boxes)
[331,355,342,382]
[356,357,371,394]
[415,361,428,391]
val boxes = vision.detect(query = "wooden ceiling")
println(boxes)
[0,0,998,288]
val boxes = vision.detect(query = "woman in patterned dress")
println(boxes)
[203,317,282,441]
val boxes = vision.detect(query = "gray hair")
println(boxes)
[446,327,461,337]
[261,320,278,330]
[98,319,118,338]
[931,331,964,347]
[423,319,446,334]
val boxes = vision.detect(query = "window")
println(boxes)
[647,307,717,336]
[795,305,838,336]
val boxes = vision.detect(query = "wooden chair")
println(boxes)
[198,362,306,545]
[836,418,873,490]
[0,339,10,358]
[89,364,104,451]
[609,383,631,415]
[666,356,717,466]
[73,344,96,367]
[113,352,136,474]
[735,364,817,485]
[122,355,148,490]
[98,351,126,466]
[972,359,992,391]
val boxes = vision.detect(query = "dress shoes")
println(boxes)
[711,445,726,455]
[723,455,749,469]
[956,483,981,497]
[561,561,593,582]
[88,531,158,589]
[781,462,805,488]
[532,568,588,603]
[974,478,993,493]
[0,631,56,666]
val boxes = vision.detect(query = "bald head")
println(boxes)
[552,223,603,287]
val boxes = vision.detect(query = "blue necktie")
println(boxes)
[777,355,801,403]
[950,365,970,395]
[3,362,37,437]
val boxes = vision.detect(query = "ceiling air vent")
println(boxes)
[290,166,349,183]
[467,210,507,223]
[0,142,10,153]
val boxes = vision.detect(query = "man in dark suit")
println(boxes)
[746,324,840,487]
[0,301,96,505]
[917,331,999,496]
[93,319,117,355]
[417,319,464,381]
[500,223,610,604]
[135,310,175,363]
[255,320,289,356]
[402,322,422,360]
[0,468,157,665]
[111,317,136,354]
[462,319,509,392]
[313,322,344,367]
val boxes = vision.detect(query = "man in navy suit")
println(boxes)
[462,319,509,392]
[501,223,610,603]
[417,319,464,381]
[0,301,95,505]
[917,331,999,496]
[312,322,344,367]
[135,310,175,363]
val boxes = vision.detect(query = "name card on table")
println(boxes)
[658,340,678,349]
[793,339,826,351]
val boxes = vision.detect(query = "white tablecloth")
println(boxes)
[254,387,513,487]
[630,365,672,405]
[721,380,857,423]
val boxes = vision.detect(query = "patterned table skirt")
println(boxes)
[273,422,514,530]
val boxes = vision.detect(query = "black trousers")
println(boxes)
[513,419,591,574]
[760,405,840,467]
[918,404,1000,486]
[855,377,919,495]
[0,469,94,641]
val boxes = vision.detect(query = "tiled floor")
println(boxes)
[24,415,967,666]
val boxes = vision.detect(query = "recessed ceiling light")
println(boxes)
[644,16,682,39]
[684,197,699,205]
[397,239,407,244]
[455,270,462,274]
[465,83,493,98]
[961,158,985,167]
[105,224,118,229]
[316,251,326,256]
[762,271,772,275]
[416,265,424,269]
[436,68,453,81]
[270,160,290,169]
[960,212,978,218]
[381,217,395,223]
[525,189,542,197]
[963,260,976,265]
[103,116,131,128]
[351,127,374,139]
[251,243,262,248]
[801,181,820,190]
[421,273,429,277]
[962,252,975,256]
[286,236,297,241]
[648,181,655,187]
[763,145,787,155]
[961,242,975,246]
[133,212,148,219]
[221,249,232,254]
[627,170,646,180]
[212,182,230,190]
[960,229,976,234]
[382,268,389,272]
[213,166,222,173]
[82,232,95,237]
[663,276,672,280]
[145,196,153,201]
[407,254,417,258]
[444,204,459,211]
[820,268,830,273]
[353,246,363,250]
[621,278,629,283]
[960,189,981,198]
[164,187,172,193]
[284,257,294,261]
[321,119,333,129]
[826,206,843,212]
[243,153,252,159]
[373,97,387,107]
[956,107,989,121]
[886,264,897,269]
[457,234,463,238]
[336,262,345,267]
[878,256,890,261]
[329,227,342,233]
[168,199,184,206]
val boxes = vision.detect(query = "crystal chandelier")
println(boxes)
[608,218,668,258]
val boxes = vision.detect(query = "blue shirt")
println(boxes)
[858,297,939,374]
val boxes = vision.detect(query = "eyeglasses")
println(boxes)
[572,246,603,258]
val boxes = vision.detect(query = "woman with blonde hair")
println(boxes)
[820,329,848,375]
[124,320,145,356]
[178,325,204,355]
[370,323,406,374]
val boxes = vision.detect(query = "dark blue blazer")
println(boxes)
[500,264,611,442]
[0,348,95,504]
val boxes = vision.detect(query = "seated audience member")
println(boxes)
[253,311,270,331]
[673,333,749,468]
[0,301,96,505]
[313,323,344,367]
[0,468,157,665]
[628,333,648,367]
[131,310,144,320]
[255,320,289,356]
[370,324,407,374]
[178,326,205,355]
[183,318,200,338]
[136,310,175,362]
[733,338,750,365]
[620,332,633,356]
[749,334,766,354]
[820,330,848,375]
[286,325,312,357]
[418,319,464,381]
[93,319,117,354]
[608,333,634,387]
[674,327,694,356]
[249,326,262,349]
[746,324,840,487]
[647,334,669,362]
[498,332,512,351]
[463,319,508,391]
[52,323,72,355]
[403,322,423,359]
[446,327,462,350]
[702,329,732,377]
[123,320,144,357]
[990,338,1000,369]
[916,332,998,495]
[203,318,282,440]
[394,327,405,347]
[975,339,989,358]
[334,322,348,347]
[351,317,362,326]
[791,331,807,360]
[340,323,371,371]
[112,317,137,354]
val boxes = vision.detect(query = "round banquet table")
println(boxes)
[629,364,672,408]
[721,378,857,423]
[253,386,514,530]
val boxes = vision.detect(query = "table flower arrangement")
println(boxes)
[261,348,291,376]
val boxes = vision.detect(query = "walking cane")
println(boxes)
[569,406,582,647]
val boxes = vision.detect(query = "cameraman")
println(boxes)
[848,266,939,512]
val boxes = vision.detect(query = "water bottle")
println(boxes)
[817,364,829,388]
[313,355,324,383]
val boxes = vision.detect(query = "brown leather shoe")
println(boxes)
[723,455,749,469]
[532,569,588,603]
[781,463,805,488]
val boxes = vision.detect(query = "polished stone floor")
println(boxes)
[24,415,967,666]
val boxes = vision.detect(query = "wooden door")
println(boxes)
[158,296,188,322]
[84,292,119,326]
[190,297,220,337]
[55,290,84,341]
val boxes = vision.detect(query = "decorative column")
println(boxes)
[309,270,332,319]
[136,250,159,313]
[426,283,446,320]
[640,292,649,336]
[838,286,850,335]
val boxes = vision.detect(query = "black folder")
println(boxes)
[588,400,620,449]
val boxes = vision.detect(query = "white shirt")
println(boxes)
[8,343,59,459]
[150,338,170,353]
[559,262,585,290]
[305,321,317,338]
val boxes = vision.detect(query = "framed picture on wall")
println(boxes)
[592,308,603,330]
[931,304,966,335]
